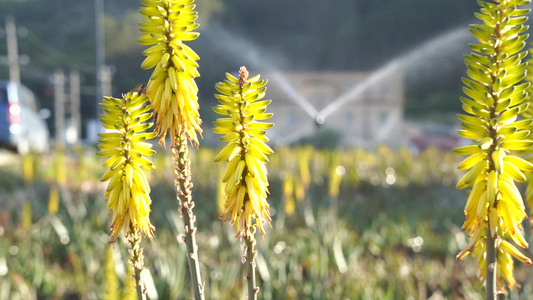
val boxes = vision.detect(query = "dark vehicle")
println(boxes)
[0,80,49,153]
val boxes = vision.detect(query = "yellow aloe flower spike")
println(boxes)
[213,66,274,238]
[139,0,202,146]
[455,0,532,293]
[98,91,157,242]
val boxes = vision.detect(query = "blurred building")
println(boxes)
[264,71,404,148]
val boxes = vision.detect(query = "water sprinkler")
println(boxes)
[313,114,325,148]
[315,114,325,126]
[318,27,469,119]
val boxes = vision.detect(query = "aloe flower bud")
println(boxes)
[455,0,532,292]
[213,67,274,238]
[139,0,202,146]
[98,91,157,242]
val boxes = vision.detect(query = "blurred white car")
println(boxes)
[0,80,50,153]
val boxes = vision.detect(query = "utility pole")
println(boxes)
[101,64,112,97]
[54,69,65,148]
[5,16,20,84]
[70,70,81,145]
[95,0,105,119]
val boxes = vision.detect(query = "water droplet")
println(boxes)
[385,174,396,185]
[335,165,345,176]
[9,245,19,256]
[210,236,219,248]
[273,241,286,254]
[385,167,395,176]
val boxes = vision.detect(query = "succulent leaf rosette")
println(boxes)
[213,67,274,238]
[455,0,533,290]
[98,91,157,242]
[139,0,202,146]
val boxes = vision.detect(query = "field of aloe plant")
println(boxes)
[0,146,530,299]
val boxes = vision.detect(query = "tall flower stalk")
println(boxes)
[455,0,532,297]
[213,67,274,299]
[127,227,146,300]
[172,131,204,299]
[98,90,157,299]
[139,1,205,298]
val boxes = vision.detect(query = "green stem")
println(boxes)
[127,228,146,300]
[246,233,258,300]
[486,227,496,300]
[173,133,204,300]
